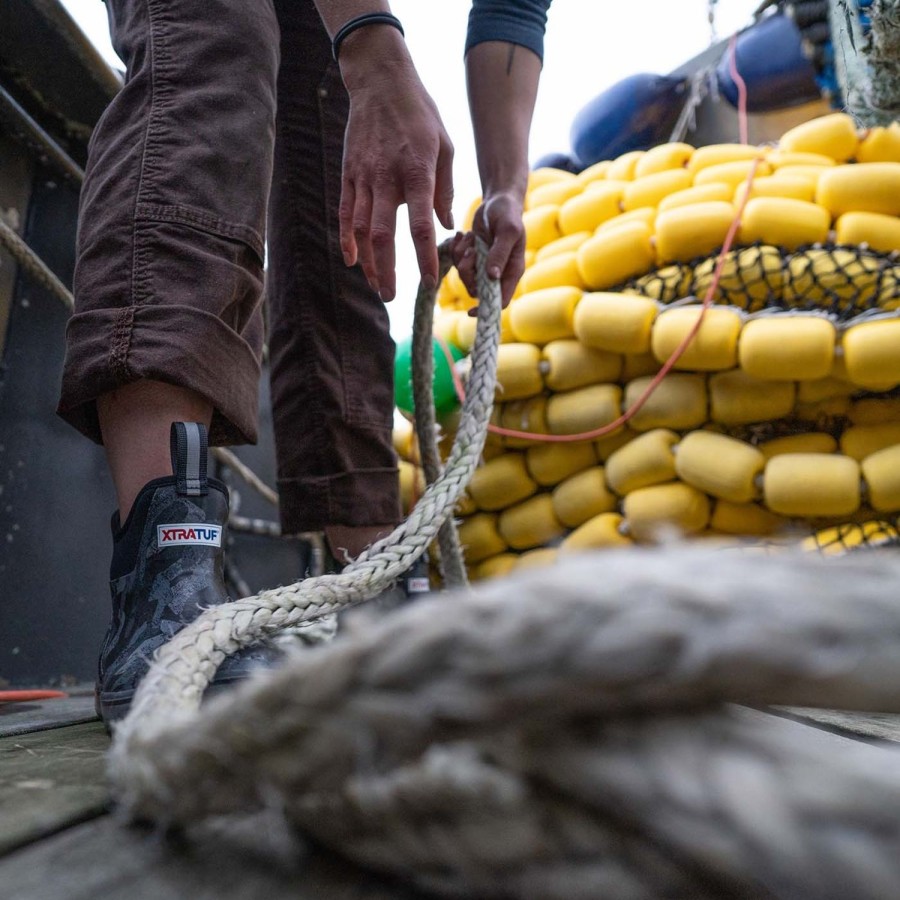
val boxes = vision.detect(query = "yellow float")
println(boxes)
[400,115,900,578]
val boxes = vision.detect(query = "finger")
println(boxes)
[448,230,465,262]
[406,171,438,291]
[500,259,525,307]
[352,186,379,294]
[485,218,521,282]
[340,178,358,267]
[499,233,526,306]
[370,191,398,302]
[433,135,455,232]
[458,246,476,290]
[451,231,474,266]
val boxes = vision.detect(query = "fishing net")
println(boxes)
[624,241,900,317]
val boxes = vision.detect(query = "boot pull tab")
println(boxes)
[170,422,209,497]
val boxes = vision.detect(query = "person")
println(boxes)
[56,0,552,725]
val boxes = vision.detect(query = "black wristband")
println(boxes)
[332,12,405,61]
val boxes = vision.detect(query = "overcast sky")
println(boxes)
[61,0,760,339]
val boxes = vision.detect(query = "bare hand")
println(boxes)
[339,64,454,302]
[452,191,526,310]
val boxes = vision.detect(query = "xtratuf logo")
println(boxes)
[157,524,222,548]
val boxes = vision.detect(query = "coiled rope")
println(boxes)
[108,544,900,900]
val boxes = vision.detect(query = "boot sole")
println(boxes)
[95,676,245,730]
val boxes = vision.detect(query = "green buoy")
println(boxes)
[394,335,464,417]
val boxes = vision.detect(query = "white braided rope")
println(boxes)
[108,544,900,899]
[110,238,500,733]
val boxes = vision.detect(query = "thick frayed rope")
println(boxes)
[108,544,900,899]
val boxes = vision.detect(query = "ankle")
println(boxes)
[98,380,213,519]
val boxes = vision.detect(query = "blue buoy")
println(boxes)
[531,151,581,174]
[569,73,688,169]
[717,13,821,112]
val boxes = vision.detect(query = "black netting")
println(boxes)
[618,239,900,557]
[719,385,899,445]
[806,517,900,554]
[622,242,900,320]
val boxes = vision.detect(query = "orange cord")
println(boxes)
[0,690,69,703]
[436,28,758,446]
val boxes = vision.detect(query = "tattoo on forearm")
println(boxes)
[506,45,515,75]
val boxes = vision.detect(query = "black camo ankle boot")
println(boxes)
[96,422,278,727]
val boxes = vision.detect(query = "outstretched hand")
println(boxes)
[339,62,454,302]
[451,190,527,310]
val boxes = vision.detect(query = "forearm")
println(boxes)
[466,40,542,200]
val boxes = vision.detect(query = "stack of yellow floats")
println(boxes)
[395,113,900,578]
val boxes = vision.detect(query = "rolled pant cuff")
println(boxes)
[277,468,401,534]
[57,304,261,446]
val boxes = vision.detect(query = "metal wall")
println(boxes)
[0,1,302,687]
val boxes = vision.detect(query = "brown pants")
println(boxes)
[57,0,400,533]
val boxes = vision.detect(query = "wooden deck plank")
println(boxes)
[775,708,900,744]
[2,708,896,899]
[0,811,432,900]
[0,721,109,855]
[1,704,895,897]
[0,691,98,738]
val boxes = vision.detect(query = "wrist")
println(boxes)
[479,176,528,205]
[337,24,412,90]
[332,12,404,59]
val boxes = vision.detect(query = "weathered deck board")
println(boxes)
[0,691,98,738]
[776,708,900,745]
[1,708,897,898]
[0,721,109,854]
[0,811,432,900]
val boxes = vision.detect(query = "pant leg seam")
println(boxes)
[135,202,265,260]
[133,0,175,306]
[129,0,158,307]
[317,61,394,432]
[107,306,136,383]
